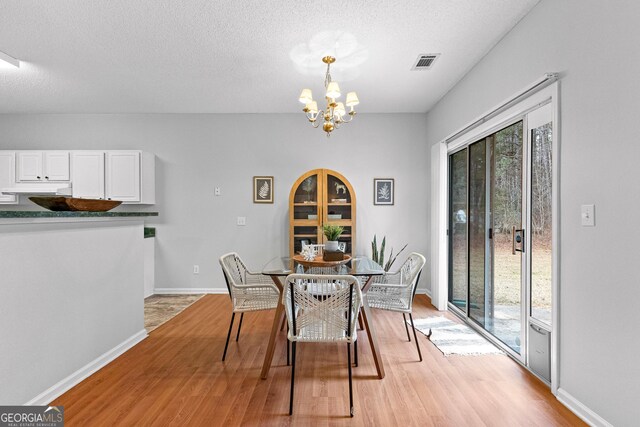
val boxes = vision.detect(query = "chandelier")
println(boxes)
[298,56,359,137]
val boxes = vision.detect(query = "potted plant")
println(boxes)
[323,224,344,252]
[371,235,408,271]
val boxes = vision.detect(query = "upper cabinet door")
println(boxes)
[71,152,105,199]
[16,152,43,181]
[105,151,140,202]
[16,151,70,182]
[43,152,70,181]
[0,152,17,203]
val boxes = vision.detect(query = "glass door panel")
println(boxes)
[468,140,488,325]
[489,121,523,354]
[530,122,553,326]
[448,149,468,312]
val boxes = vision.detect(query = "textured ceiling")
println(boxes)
[0,0,539,113]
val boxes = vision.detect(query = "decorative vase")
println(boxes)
[325,241,339,252]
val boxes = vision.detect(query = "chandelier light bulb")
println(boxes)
[334,102,346,118]
[299,88,313,104]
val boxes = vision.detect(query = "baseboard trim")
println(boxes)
[153,288,227,295]
[557,388,612,427]
[25,329,148,406]
[415,288,432,297]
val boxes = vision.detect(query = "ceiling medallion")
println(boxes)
[298,56,359,137]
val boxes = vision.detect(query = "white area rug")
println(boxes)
[410,316,504,356]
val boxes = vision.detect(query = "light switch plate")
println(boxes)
[237,216,246,226]
[215,187,221,196]
[581,204,595,226]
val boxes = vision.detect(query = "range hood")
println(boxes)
[1,183,72,196]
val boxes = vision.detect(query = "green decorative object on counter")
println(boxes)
[371,234,408,271]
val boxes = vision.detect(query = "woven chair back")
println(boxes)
[283,274,362,343]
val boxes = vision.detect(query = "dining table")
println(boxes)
[260,256,386,380]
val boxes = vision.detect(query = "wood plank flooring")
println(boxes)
[52,295,584,426]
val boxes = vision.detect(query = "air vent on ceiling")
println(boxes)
[412,54,440,70]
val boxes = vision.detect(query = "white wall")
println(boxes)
[0,113,430,292]
[0,219,145,404]
[425,0,640,425]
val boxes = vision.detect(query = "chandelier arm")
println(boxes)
[310,111,324,128]
[340,114,355,123]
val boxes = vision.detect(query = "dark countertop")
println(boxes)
[144,227,156,238]
[0,211,159,218]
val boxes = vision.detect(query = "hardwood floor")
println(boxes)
[52,295,584,426]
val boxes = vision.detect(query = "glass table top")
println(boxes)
[262,256,385,276]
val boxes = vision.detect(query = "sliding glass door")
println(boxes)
[448,120,525,357]
[449,150,468,312]
[487,122,524,353]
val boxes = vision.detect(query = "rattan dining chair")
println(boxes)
[219,252,280,361]
[283,274,362,417]
[366,252,426,361]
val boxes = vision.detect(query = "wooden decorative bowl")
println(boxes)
[292,254,352,268]
[29,196,122,212]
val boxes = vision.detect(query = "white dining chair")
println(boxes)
[219,252,280,361]
[366,252,426,361]
[283,273,362,417]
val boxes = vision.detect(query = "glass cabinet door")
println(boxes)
[290,169,356,257]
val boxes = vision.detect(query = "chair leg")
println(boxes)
[280,315,286,331]
[347,343,354,417]
[286,326,290,366]
[235,313,244,342]
[358,312,364,330]
[403,313,411,342]
[354,340,358,367]
[222,313,235,361]
[409,313,423,362]
[289,341,297,416]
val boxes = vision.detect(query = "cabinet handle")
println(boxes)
[37,176,41,179]
[45,176,49,180]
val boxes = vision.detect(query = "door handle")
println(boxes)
[512,227,525,254]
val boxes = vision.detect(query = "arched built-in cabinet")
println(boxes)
[289,169,356,258]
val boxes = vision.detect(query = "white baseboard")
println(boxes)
[557,388,612,427]
[415,288,432,297]
[153,288,227,295]
[25,329,148,406]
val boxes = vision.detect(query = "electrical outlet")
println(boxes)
[215,187,221,196]
[193,265,200,274]
[237,216,246,226]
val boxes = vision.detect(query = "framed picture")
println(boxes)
[253,176,274,203]
[374,178,394,205]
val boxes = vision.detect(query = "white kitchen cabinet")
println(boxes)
[71,152,105,199]
[105,151,155,204]
[0,152,18,204]
[16,151,70,182]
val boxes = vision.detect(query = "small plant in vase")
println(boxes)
[323,224,344,252]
